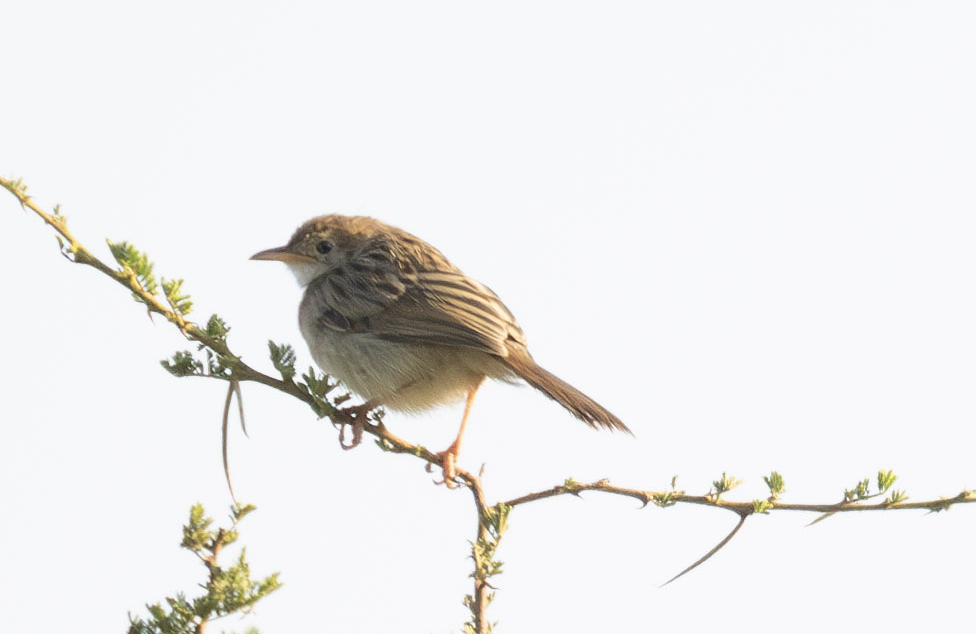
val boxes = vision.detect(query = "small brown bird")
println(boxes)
[252,215,629,485]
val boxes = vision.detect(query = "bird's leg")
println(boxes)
[435,380,483,488]
[337,400,376,450]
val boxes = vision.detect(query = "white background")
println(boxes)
[2,3,975,633]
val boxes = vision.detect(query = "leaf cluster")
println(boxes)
[161,315,237,378]
[108,240,160,296]
[842,469,904,505]
[652,476,685,508]
[127,504,281,634]
[464,503,511,634]
[708,472,742,501]
[268,340,339,418]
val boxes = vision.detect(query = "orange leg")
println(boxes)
[435,380,483,488]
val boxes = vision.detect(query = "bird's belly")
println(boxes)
[300,325,510,412]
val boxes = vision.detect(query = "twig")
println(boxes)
[502,477,973,516]
[5,176,975,632]
[662,512,749,586]
[467,474,492,634]
[221,381,242,507]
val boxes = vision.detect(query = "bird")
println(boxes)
[252,215,630,486]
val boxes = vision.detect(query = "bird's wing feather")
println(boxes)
[369,271,524,357]
[306,255,525,357]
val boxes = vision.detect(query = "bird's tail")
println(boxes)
[505,355,631,434]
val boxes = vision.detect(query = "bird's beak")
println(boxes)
[250,246,317,264]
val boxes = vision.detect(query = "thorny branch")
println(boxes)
[5,176,976,634]
[500,477,975,515]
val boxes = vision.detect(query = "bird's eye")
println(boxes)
[316,240,333,254]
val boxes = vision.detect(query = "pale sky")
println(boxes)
[2,3,975,633]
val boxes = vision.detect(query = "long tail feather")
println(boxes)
[505,356,631,434]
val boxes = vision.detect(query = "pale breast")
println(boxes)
[298,298,512,412]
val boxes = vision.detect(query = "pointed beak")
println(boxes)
[250,246,317,264]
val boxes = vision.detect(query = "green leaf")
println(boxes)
[712,472,742,496]
[485,503,510,538]
[232,503,257,522]
[295,365,338,418]
[2,175,29,197]
[50,203,68,225]
[205,314,230,341]
[160,351,203,377]
[181,503,214,552]
[652,491,677,507]
[885,489,908,506]
[107,240,158,295]
[204,349,233,378]
[844,478,871,502]
[161,278,193,316]
[301,366,335,398]
[763,471,786,499]
[877,470,898,493]
[268,340,297,382]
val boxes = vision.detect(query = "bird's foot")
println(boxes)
[432,442,461,488]
[336,403,371,450]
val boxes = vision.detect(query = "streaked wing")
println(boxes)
[306,259,409,328]
[304,240,525,356]
[368,271,525,357]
